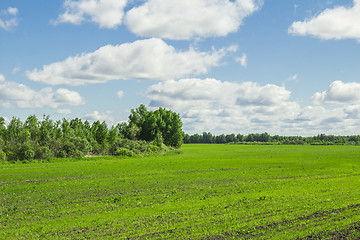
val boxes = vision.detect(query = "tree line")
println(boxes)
[184,132,360,145]
[0,105,184,162]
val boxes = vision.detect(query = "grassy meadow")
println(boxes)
[1,144,360,239]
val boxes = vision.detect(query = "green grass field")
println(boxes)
[1,144,360,239]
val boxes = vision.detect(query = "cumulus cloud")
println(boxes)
[288,74,298,82]
[0,74,85,109]
[84,110,114,123]
[148,79,292,109]
[27,38,235,86]
[236,53,248,67]
[287,105,355,134]
[0,7,19,31]
[345,105,360,118]
[147,78,299,134]
[12,67,20,74]
[289,0,360,41]
[57,109,72,115]
[125,0,262,40]
[117,90,124,99]
[54,0,127,28]
[145,78,360,135]
[312,81,360,105]
[235,82,291,106]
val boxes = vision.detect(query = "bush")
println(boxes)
[18,142,35,161]
[62,136,91,157]
[3,146,16,161]
[154,132,163,147]
[58,150,67,158]
[24,150,35,160]
[72,149,84,159]
[35,146,53,160]
[146,144,161,153]
[0,150,6,162]
[115,148,135,157]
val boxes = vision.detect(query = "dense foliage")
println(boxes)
[184,132,360,145]
[0,105,183,162]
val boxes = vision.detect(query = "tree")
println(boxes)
[0,117,6,138]
[5,117,23,144]
[128,104,148,140]
[91,121,108,145]
[107,126,118,146]
[24,115,40,141]
[140,111,159,141]
[216,134,226,144]
[39,115,54,145]
[61,118,73,137]
[225,134,236,143]
[202,132,213,143]
[127,105,184,148]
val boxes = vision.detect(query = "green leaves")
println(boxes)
[127,105,184,148]
[0,105,183,162]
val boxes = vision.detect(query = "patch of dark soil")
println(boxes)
[204,204,360,239]
[297,222,360,240]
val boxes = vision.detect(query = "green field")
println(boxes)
[1,144,360,239]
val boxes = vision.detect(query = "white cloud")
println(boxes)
[146,78,360,135]
[117,90,124,99]
[0,74,85,109]
[288,74,298,81]
[27,38,235,86]
[54,0,127,28]
[7,7,18,15]
[236,53,247,67]
[57,109,72,115]
[289,0,360,41]
[125,0,262,40]
[345,104,360,118]
[147,78,299,134]
[53,88,85,106]
[235,82,291,106]
[312,81,360,105]
[0,7,19,31]
[12,67,20,74]
[284,105,349,134]
[84,110,114,123]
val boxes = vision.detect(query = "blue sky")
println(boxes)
[1,0,360,135]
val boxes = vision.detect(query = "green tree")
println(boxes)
[39,115,54,146]
[92,121,108,145]
[5,117,23,144]
[61,118,73,137]
[24,115,40,141]
[0,117,7,141]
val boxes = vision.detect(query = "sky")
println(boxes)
[1,0,360,136]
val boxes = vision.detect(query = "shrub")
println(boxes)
[58,150,67,158]
[62,136,91,157]
[146,144,161,153]
[0,150,6,162]
[3,146,16,161]
[18,142,35,161]
[154,132,163,147]
[35,146,53,160]
[72,149,84,159]
[115,148,134,157]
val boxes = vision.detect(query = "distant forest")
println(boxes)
[184,132,360,145]
[1,104,360,163]
[0,105,183,162]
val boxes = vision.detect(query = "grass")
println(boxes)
[1,144,360,239]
